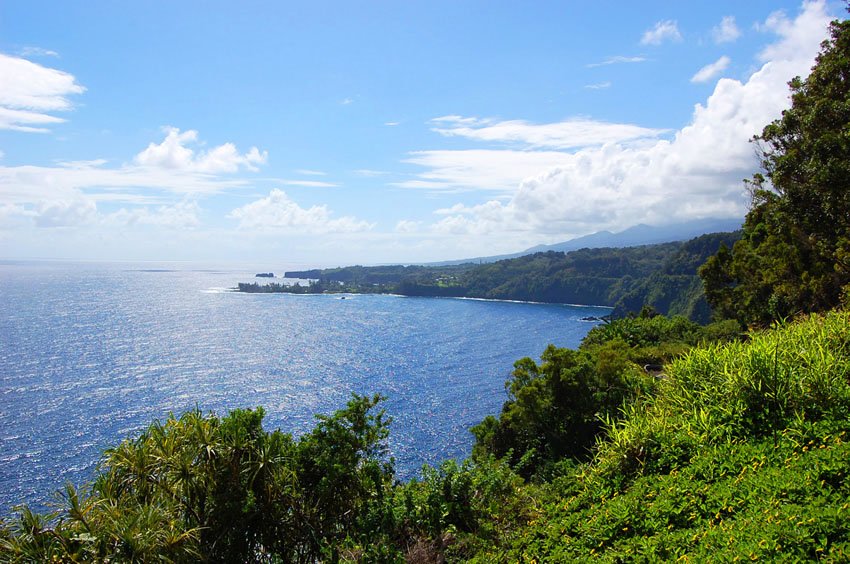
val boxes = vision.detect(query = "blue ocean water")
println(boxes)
[0,260,608,515]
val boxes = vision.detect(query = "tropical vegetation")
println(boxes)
[4,7,850,564]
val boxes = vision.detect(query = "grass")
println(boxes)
[462,311,850,562]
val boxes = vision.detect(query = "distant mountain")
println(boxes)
[427,218,743,266]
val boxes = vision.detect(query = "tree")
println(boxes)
[701,13,850,325]
[0,395,394,563]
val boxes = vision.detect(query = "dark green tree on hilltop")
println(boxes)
[701,13,850,325]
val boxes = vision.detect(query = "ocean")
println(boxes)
[0,260,608,515]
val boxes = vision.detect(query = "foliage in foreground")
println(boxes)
[463,310,850,562]
[0,395,394,563]
[470,312,742,479]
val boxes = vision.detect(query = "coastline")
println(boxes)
[234,285,613,310]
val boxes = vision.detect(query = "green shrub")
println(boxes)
[0,395,395,563]
[594,311,850,480]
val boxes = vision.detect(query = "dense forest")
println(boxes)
[4,10,850,564]
[243,231,740,324]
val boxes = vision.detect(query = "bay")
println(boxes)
[0,260,608,515]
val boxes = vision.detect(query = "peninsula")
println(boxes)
[238,231,740,323]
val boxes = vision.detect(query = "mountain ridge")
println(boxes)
[427,217,743,266]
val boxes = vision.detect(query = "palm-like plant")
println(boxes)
[0,395,394,562]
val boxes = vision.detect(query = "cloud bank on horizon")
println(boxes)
[0,1,838,263]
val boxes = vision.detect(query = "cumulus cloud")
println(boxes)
[0,129,269,234]
[228,189,373,233]
[134,127,267,173]
[586,55,647,68]
[430,115,667,150]
[426,1,832,239]
[105,201,202,229]
[641,20,683,45]
[757,2,829,63]
[0,52,85,132]
[395,220,421,233]
[0,203,31,228]
[398,114,669,192]
[32,198,98,227]
[0,191,204,230]
[691,56,732,83]
[585,82,612,90]
[713,16,741,43]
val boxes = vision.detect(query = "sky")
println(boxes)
[0,1,843,265]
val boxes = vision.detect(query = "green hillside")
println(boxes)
[270,231,740,323]
[464,311,850,562]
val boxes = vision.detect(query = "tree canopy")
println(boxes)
[0,395,394,563]
[701,15,850,325]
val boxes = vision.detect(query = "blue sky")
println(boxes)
[0,1,842,265]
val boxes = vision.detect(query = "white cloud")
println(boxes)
[340,98,353,105]
[713,16,741,43]
[430,115,667,150]
[431,115,479,125]
[398,115,669,192]
[0,159,251,208]
[280,179,338,188]
[641,20,683,45]
[384,121,400,126]
[353,169,389,177]
[0,52,85,132]
[395,220,421,233]
[134,127,267,173]
[0,191,203,230]
[295,169,327,176]
[105,201,201,229]
[396,150,575,192]
[757,2,829,63]
[434,203,470,216]
[586,55,647,68]
[585,82,612,90]
[19,46,59,57]
[0,203,32,228]
[431,200,524,236]
[54,159,109,169]
[32,198,98,228]
[691,56,732,83]
[426,1,832,240]
[0,107,65,132]
[0,128,269,237]
[228,189,373,233]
